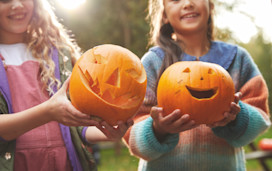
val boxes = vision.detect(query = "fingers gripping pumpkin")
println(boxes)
[69,44,147,126]
[157,61,235,124]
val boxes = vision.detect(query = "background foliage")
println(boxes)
[52,0,149,57]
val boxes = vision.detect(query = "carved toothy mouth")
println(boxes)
[186,86,218,99]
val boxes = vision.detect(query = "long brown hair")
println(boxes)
[26,0,81,95]
[147,0,215,85]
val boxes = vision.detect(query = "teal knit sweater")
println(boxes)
[123,41,270,171]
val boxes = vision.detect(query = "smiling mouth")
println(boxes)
[8,14,26,20]
[186,86,217,99]
[181,13,199,19]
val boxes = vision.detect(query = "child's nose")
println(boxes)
[11,0,24,10]
[182,0,194,9]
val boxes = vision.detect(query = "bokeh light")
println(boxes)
[56,0,86,10]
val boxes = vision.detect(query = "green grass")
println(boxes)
[245,127,272,171]
[97,128,272,171]
[97,147,139,171]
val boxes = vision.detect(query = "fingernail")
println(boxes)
[157,107,163,112]
[183,114,189,118]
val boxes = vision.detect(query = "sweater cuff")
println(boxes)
[132,117,179,159]
[212,101,249,140]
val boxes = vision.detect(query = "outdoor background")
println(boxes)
[50,0,272,170]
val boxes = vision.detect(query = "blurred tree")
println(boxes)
[52,0,149,57]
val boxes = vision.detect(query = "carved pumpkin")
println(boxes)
[69,44,147,126]
[157,61,235,124]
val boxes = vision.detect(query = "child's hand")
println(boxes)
[46,76,100,126]
[95,119,134,141]
[208,92,242,128]
[151,106,197,141]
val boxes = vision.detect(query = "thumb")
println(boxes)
[234,92,242,104]
[150,107,163,120]
[59,75,71,94]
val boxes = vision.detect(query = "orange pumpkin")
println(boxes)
[258,138,272,151]
[69,44,147,126]
[157,61,235,124]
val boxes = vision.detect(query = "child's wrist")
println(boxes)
[152,121,169,142]
[42,100,55,122]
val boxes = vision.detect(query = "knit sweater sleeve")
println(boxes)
[212,47,271,147]
[123,50,179,161]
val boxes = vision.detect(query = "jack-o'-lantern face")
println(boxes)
[157,61,235,124]
[180,66,219,100]
[69,44,147,125]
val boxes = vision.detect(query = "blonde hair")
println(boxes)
[25,0,81,95]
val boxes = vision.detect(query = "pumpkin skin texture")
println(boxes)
[69,44,147,126]
[157,61,235,124]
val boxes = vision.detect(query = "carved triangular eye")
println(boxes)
[79,66,100,94]
[208,68,215,74]
[183,68,190,73]
[106,68,120,87]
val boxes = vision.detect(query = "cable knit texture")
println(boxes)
[123,41,270,171]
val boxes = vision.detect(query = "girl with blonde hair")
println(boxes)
[0,0,132,170]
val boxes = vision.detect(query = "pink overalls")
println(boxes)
[2,57,72,171]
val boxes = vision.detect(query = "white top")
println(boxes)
[0,43,37,65]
